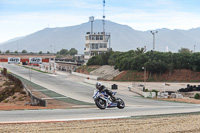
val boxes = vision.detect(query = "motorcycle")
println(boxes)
[93,89,125,109]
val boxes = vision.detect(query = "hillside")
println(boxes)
[113,69,200,82]
[1,20,200,53]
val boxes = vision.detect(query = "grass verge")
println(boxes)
[11,73,93,105]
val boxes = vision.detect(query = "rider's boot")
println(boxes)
[111,96,116,102]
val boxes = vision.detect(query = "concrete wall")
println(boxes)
[72,72,99,80]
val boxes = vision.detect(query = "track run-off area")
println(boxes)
[1,63,200,123]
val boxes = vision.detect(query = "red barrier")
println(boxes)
[0,58,49,62]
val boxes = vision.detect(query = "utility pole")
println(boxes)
[150,31,158,51]
[103,0,105,33]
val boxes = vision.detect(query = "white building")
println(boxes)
[84,32,111,63]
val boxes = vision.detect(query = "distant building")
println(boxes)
[84,32,111,63]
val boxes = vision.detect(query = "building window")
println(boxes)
[100,36,103,40]
[84,52,89,55]
[92,44,95,49]
[92,36,96,40]
[96,36,100,40]
[91,44,99,49]
[95,44,98,49]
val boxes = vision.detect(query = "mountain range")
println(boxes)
[1,20,200,54]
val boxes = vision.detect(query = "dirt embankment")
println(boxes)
[113,69,200,82]
[0,73,87,110]
[76,65,100,74]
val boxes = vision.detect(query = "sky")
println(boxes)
[1,0,200,43]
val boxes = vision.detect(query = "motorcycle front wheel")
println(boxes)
[95,98,106,109]
[117,98,125,109]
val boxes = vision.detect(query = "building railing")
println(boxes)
[86,32,110,35]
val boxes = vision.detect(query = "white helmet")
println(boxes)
[96,82,102,89]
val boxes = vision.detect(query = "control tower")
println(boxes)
[84,30,110,63]
[84,0,111,63]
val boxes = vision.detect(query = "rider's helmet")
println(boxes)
[96,82,102,90]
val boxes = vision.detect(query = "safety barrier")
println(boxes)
[72,72,99,80]
[23,83,47,107]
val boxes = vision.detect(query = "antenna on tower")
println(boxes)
[102,0,105,33]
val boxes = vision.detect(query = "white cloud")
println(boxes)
[109,10,200,30]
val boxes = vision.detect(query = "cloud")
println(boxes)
[108,9,200,30]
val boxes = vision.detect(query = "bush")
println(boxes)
[152,90,159,96]
[194,93,200,99]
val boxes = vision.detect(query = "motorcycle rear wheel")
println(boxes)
[95,98,106,109]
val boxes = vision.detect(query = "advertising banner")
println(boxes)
[29,57,42,64]
[8,57,20,64]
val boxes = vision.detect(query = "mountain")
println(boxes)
[1,20,200,54]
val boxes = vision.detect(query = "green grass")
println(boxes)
[22,65,48,73]
[11,73,93,105]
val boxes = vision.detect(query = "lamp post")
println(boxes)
[150,30,158,51]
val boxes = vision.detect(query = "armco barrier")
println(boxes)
[23,83,47,107]
[3,72,47,107]
[128,86,156,98]
[72,72,99,80]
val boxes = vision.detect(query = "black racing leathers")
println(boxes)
[98,85,114,98]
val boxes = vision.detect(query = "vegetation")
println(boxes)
[22,50,27,53]
[87,48,200,75]
[195,93,200,99]
[39,51,43,54]
[5,50,10,53]
[77,65,98,73]
[0,80,24,102]
[57,48,78,56]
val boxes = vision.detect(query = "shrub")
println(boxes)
[3,99,9,103]
[152,90,159,96]
[194,93,200,99]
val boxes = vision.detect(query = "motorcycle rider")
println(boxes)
[96,82,116,101]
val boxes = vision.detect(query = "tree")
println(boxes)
[15,51,18,54]
[5,50,10,54]
[39,51,42,54]
[60,49,68,55]
[178,48,192,53]
[135,47,146,55]
[87,55,102,66]
[22,50,27,53]
[69,48,78,55]
[47,51,50,54]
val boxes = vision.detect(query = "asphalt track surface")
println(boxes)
[1,63,200,123]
